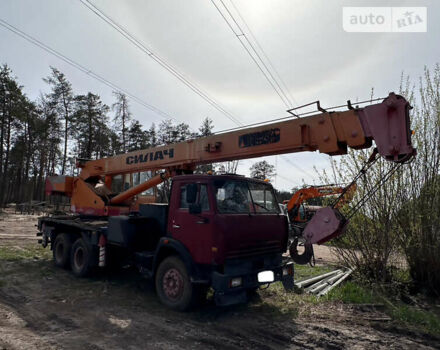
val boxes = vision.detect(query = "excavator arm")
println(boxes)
[285,184,357,223]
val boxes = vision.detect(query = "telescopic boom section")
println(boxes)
[78,93,414,182]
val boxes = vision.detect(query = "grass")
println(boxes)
[251,282,313,318]
[294,263,335,281]
[327,280,440,337]
[0,245,53,287]
[252,265,440,337]
[0,245,51,261]
[390,304,440,336]
[327,281,376,304]
[249,264,336,318]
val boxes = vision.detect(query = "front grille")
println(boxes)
[225,240,281,259]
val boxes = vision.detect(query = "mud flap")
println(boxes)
[214,290,247,306]
[282,263,295,291]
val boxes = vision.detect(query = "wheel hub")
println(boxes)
[163,268,184,300]
[56,242,64,260]
[74,247,84,268]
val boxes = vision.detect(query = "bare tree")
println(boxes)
[250,160,275,181]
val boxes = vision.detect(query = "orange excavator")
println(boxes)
[284,184,357,224]
[38,93,415,310]
[284,184,357,264]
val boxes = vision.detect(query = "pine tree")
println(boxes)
[73,93,109,159]
[35,94,61,197]
[43,67,74,175]
[112,91,131,153]
[198,117,214,137]
[157,119,191,145]
[148,123,158,147]
[127,120,150,151]
[195,117,215,173]
[0,65,29,204]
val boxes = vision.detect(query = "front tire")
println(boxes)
[70,238,92,277]
[53,233,72,269]
[155,256,195,311]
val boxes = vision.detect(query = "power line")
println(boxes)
[79,0,243,127]
[276,173,301,187]
[280,155,316,180]
[217,0,294,107]
[228,0,297,106]
[211,0,296,109]
[0,18,179,124]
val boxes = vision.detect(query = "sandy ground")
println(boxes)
[0,211,439,350]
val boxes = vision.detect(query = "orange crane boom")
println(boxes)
[46,93,415,217]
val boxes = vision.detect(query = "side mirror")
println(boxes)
[189,203,202,215]
[186,183,198,204]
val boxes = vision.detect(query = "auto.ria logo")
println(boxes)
[343,7,427,32]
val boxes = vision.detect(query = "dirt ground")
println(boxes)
[0,211,439,350]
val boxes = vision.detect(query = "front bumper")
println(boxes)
[211,257,294,306]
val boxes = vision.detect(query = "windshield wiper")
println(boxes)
[254,202,270,211]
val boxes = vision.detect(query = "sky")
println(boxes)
[0,0,438,191]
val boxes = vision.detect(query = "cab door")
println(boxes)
[168,182,214,265]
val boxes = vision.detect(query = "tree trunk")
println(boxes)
[61,93,69,175]
[62,116,67,175]
[1,105,11,205]
[87,100,92,158]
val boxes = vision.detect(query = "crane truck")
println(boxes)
[37,93,415,310]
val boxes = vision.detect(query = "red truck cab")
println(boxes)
[156,174,293,308]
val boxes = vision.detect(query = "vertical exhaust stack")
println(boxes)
[296,93,416,254]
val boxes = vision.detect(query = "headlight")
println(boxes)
[258,270,275,282]
[230,277,242,288]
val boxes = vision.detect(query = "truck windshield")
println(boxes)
[214,180,280,214]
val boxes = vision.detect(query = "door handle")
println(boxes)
[196,218,209,224]
[173,224,180,229]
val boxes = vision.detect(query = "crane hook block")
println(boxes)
[302,207,348,245]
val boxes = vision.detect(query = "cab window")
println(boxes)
[199,185,210,211]
[214,180,252,214]
[248,182,280,213]
[179,185,189,209]
[133,171,154,195]
[179,184,210,211]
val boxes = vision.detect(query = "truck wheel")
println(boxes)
[155,256,195,311]
[53,233,72,269]
[70,238,91,277]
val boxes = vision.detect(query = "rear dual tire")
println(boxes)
[70,238,92,277]
[53,233,72,269]
[52,234,92,277]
